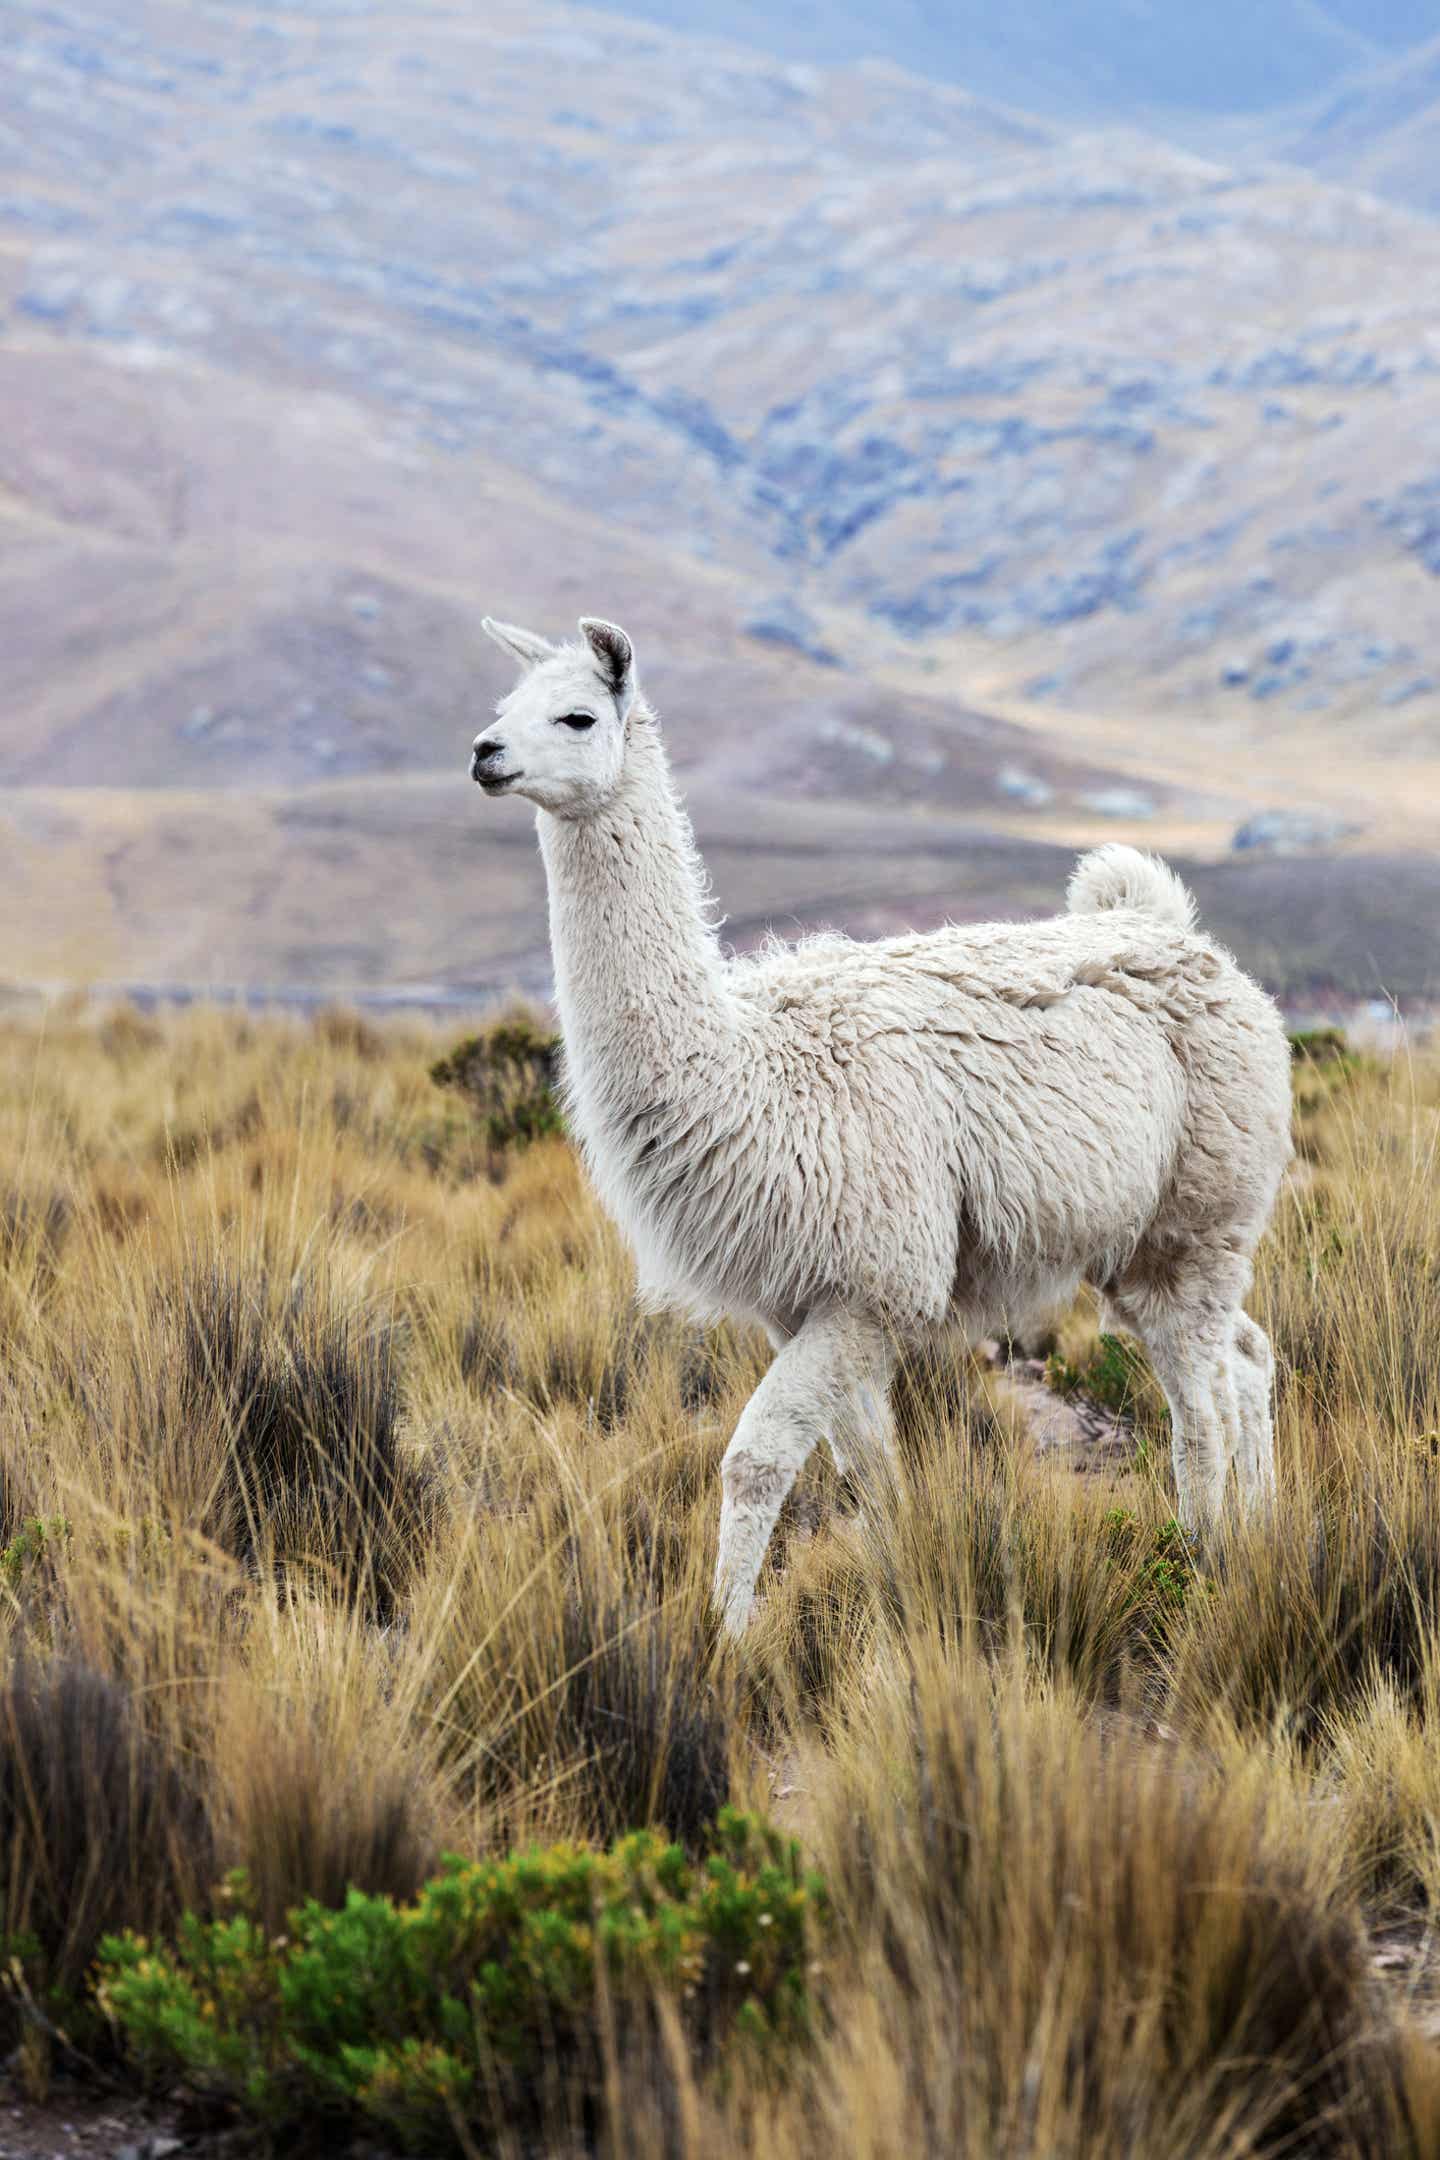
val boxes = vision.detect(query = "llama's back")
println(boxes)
[724,848,1290,1332]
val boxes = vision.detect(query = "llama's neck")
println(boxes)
[538,709,735,1120]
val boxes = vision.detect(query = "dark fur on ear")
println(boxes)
[579,617,634,702]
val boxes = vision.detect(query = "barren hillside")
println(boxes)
[4,0,1440,1006]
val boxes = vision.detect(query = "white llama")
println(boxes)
[472,616,1293,1634]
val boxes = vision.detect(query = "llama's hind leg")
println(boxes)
[827,1351,899,1545]
[1111,1285,1238,1539]
[1230,1313,1276,1507]
[714,1308,894,1638]
[826,1358,897,1482]
[1150,1339,1231,1536]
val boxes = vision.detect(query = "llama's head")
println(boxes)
[473,616,637,818]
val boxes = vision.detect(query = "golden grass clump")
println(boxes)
[2,1002,1440,2149]
[792,1649,1412,2158]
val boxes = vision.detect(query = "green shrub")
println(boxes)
[1287,1026,1376,1138]
[1287,1025,1357,1070]
[1103,1509,1201,1640]
[429,1014,563,1150]
[1047,1332,1167,1429]
[97,1810,826,2151]
[0,1516,70,1591]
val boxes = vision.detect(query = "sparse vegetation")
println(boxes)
[429,1008,564,1151]
[98,1811,824,2153]
[1047,1326,1170,1428]
[2,1003,1440,2151]
[1288,1024,1361,1068]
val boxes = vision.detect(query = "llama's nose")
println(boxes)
[470,735,504,780]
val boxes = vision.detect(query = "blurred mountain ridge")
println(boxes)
[3,1,1439,1008]
[579,0,1437,129]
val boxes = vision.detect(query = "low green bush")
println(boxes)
[97,1810,826,2151]
[1047,1332,1167,1429]
[1287,1025,1357,1070]
[429,1014,563,1150]
[1287,1025,1376,1140]
[0,1516,70,1591]
[1103,1508,1202,1640]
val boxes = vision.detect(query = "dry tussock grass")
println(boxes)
[2,1003,1440,2151]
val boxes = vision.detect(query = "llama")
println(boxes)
[472,615,1293,1635]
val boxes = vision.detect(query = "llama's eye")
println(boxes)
[556,713,596,731]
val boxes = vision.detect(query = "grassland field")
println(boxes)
[3,1002,1440,2155]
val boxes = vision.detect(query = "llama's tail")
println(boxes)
[1066,842,1197,931]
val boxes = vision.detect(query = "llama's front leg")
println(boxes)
[714,1308,893,1638]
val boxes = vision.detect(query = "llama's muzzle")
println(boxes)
[471,736,517,790]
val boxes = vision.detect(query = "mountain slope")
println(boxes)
[8,0,1440,756]
[1275,35,1440,215]
[578,0,1424,119]
[4,0,1440,1004]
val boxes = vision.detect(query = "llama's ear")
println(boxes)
[579,617,634,708]
[482,616,556,669]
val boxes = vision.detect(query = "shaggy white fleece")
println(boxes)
[474,618,1293,1632]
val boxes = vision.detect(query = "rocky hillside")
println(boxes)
[1274,36,1440,216]
[581,0,1433,121]
[3,0,1440,1004]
